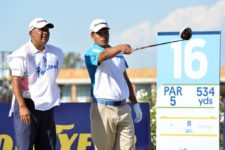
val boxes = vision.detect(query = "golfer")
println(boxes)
[85,18,142,150]
[7,17,64,150]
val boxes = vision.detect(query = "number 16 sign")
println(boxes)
[156,31,220,150]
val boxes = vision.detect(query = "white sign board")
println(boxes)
[156,31,220,150]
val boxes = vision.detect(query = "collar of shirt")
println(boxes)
[28,40,47,55]
[92,43,111,51]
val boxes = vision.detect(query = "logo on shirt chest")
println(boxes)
[36,56,58,77]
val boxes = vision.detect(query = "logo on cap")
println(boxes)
[29,18,54,31]
[90,19,110,33]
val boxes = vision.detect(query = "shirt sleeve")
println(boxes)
[118,53,129,71]
[85,49,101,66]
[7,57,26,77]
[58,48,65,69]
[124,58,129,69]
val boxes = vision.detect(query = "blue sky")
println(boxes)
[1,0,224,68]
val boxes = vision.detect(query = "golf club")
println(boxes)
[132,27,192,52]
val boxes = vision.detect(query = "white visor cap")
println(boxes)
[29,17,54,31]
[89,19,110,33]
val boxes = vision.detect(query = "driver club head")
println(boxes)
[180,27,192,40]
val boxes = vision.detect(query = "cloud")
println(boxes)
[156,0,225,31]
[120,0,225,43]
[118,22,155,47]
[117,0,225,68]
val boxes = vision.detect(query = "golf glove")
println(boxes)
[133,103,142,123]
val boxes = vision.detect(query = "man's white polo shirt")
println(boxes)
[85,44,129,100]
[7,41,64,116]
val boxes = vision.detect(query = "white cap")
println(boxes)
[28,17,54,31]
[89,19,110,33]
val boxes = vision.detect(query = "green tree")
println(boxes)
[63,52,85,68]
[136,89,156,150]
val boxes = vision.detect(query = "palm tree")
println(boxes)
[63,52,85,68]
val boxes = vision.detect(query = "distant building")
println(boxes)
[57,68,156,102]
[57,68,225,102]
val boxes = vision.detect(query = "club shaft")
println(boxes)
[133,39,184,51]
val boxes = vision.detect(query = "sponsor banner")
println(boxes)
[0,102,151,150]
